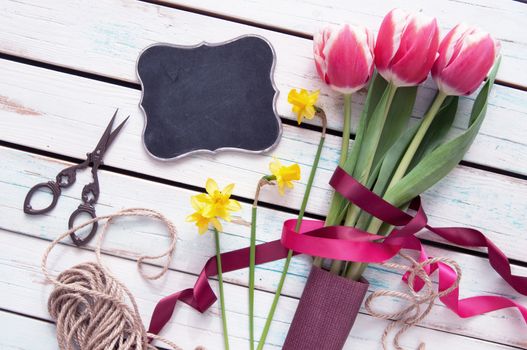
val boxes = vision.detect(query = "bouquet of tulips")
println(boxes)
[181,8,502,350]
[263,8,500,350]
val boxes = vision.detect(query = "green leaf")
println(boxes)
[384,57,501,208]
[352,80,398,184]
[373,123,420,196]
[371,85,418,173]
[327,73,384,226]
[342,72,386,175]
[407,95,459,171]
[354,123,420,230]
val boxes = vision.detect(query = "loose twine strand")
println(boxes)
[41,208,204,350]
[41,207,461,350]
[365,252,462,350]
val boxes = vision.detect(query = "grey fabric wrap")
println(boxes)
[283,266,369,350]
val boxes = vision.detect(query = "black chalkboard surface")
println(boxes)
[137,35,281,160]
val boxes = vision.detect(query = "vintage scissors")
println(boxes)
[23,109,129,246]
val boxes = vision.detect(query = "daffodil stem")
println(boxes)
[249,205,257,350]
[257,125,326,350]
[249,176,274,349]
[214,228,230,350]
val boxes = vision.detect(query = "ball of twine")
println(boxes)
[41,208,205,350]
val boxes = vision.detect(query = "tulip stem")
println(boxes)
[340,94,353,165]
[388,90,448,191]
[258,110,326,350]
[346,90,448,280]
[214,228,230,350]
[314,95,352,269]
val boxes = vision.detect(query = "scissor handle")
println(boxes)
[56,165,80,188]
[68,204,98,246]
[23,181,61,215]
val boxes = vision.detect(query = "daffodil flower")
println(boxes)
[186,178,242,350]
[194,178,241,221]
[288,88,320,124]
[269,157,301,195]
[186,196,222,234]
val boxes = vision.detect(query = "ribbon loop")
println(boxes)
[148,168,527,336]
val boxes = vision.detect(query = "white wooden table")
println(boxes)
[1,0,526,349]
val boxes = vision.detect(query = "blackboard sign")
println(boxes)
[137,35,281,160]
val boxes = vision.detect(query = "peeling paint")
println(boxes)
[0,96,41,116]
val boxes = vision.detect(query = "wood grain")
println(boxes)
[0,146,526,347]
[0,229,524,349]
[0,312,58,350]
[1,0,526,347]
[164,0,527,88]
[0,0,526,175]
[1,60,527,262]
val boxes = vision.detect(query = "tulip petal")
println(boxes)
[375,8,408,74]
[314,24,374,93]
[433,25,498,96]
[389,16,439,86]
[325,24,372,93]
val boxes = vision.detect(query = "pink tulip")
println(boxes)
[313,24,375,94]
[375,9,439,87]
[432,24,499,96]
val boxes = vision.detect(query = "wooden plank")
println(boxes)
[1,60,527,262]
[166,0,527,89]
[0,312,58,350]
[0,0,527,176]
[0,146,526,347]
[0,230,524,349]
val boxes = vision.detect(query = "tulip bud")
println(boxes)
[432,24,499,96]
[375,9,439,87]
[313,24,375,94]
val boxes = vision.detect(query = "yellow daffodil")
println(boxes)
[186,196,223,234]
[194,178,241,222]
[269,157,301,195]
[287,88,320,125]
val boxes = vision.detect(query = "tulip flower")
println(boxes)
[314,24,374,171]
[313,24,375,94]
[375,8,440,87]
[432,24,500,96]
[363,25,500,250]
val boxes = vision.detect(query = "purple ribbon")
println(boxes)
[148,166,527,335]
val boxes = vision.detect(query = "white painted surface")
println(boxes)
[0,0,527,175]
[1,59,526,262]
[0,0,526,349]
[167,0,527,88]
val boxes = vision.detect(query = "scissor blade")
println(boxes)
[92,109,118,154]
[106,115,129,148]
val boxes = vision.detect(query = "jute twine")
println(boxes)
[365,252,462,350]
[41,208,205,350]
